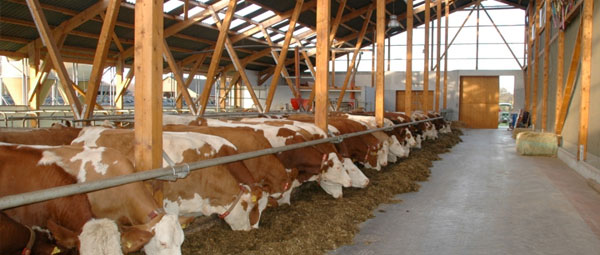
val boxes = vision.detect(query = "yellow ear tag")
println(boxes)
[126,241,132,249]
[251,195,257,203]
[51,246,61,255]
[180,223,188,229]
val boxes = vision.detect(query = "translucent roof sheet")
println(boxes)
[251,10,275,23]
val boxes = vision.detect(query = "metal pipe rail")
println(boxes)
[0,117,443,210]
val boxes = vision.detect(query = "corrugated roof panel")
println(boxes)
[0,23,39,41]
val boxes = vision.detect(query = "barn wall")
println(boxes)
[532,4,600,174]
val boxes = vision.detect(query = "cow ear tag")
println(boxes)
[51,246,61,255]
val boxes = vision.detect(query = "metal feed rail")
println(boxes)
[0,117,443,210]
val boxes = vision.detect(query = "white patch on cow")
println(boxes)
[406,131,417,148]
[414,134,423,149]
[162,132,236,166]
[206,119,289,147]
[377,140,389,168]
[112,160,118,165]
[79,218,123,255]
[38,151,62,166]
[163,191,253,231]
[440,124,452,133]
[143,214,184,255]
[276,179,301,205]
[328,125,339,134]
[388,153,398,163]
[163,115,197,125]
[70,147,108,182]
[343,158,369,188]
[320,152,351,187]
[252,192,269,229]
[72,127,106,147]
[319,180,343,198]
[14,144,54,149]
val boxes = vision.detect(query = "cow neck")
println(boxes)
[219,184,248,219]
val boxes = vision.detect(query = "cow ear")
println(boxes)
[119,225,154,253]
[46,219,79,250]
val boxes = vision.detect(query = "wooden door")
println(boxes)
[459,76,499,128]
[395,91,433,112]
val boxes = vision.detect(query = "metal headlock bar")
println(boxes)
[0,117,443,210]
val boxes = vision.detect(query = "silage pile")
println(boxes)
[180,127,463,255]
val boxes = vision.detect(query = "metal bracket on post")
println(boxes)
[156,151,190,181]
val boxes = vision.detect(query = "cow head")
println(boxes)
[143,214,184,255]
[319,180,343,198]
[78,218,123,255]
[320,152,352,188]
[342,158,369,188]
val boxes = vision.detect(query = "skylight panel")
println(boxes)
[270,33,284,41]
[251,10,275,23]
[236,4,261,17]
[201,12,225,25]
[164,0,183,13]
[236,24,255,33]
[186,6,205,17]
[293,26,311,36]
[125,0,136,4]
[229,19,247,29]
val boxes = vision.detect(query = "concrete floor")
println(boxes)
[332,129,600,255]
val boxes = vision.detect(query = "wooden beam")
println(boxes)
[83,0,120,120]
[315,0,330,131]
[219,73,240,104]
[541,0,550,131]
[335,8,373,111]
[405,0,414,116]
[329,0,348,45]
[579,0,593,160]
[555,21,582,135]
[114,67,134,105]
[532,5,539,128]
[25,0,82,117]
[114,57,125,109]
[260,26,300,98]
[210,7,264,112]
[376,0,385,127]
[423,0,430,112]
[134,0,163,172]
[525,3,533,112]
[554,28,564,132]
[27,41,41,127]
[443,0,449,110]
[264,0,304,112]
[197,0,237,115]
[164,39,198,115]
[435,0,442,112]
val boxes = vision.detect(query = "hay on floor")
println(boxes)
[516,131,558,157]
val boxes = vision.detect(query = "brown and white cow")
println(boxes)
[426,111,452,133]
[0,124,81,145]
[163,124,295,205]
[73,127,264,231]
[199,118,353,198]
[0,143,122,254]
[411,111,439,140]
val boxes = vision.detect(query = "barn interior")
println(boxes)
[0,0,599,254]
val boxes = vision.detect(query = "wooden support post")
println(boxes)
[163,39,198,115]
[532,7,539,128]
[25,0,82,117]
[219,73,240,105]
[83,0,120,120]
[134,0,163,171]
[184,0,189,20]
[435,0,442,112]
[376,0,385,127]
[443,0,449,110]
[114,56,124,109]
[331,50,336,87]
[329,0,347,45]
[554,28,564,131]
[555,22,582,135]
[372,31,376,87]
[315,0,330,131]
[114,68,134,106]
[423,0,430,112]
[295,46,301,99]
[405,0,414,116]
[335,8,373,110]
[525,4,533,112]
[579,0,593,160]
[541,0,550,131]
[260,26,299,98]
[197,0,237,115]
[265,0,304,112]
[27,42,40,127]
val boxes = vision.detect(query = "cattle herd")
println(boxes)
[0,110,451,255]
